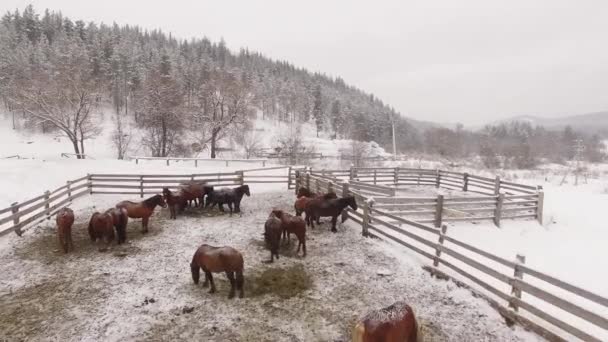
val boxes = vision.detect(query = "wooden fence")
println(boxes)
[301,171,607,342]
[0,175,90,237]
[130,156,270,167]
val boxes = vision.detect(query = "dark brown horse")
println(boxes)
[271,209,306,257]
[294,191,338,216]
[190,244,244,299]
[205,185,250,215]
[352,301,420,342]
[106,207,129,244]
[162,187,187,219]
[116,194,166,233]
[179,181,208,208]
[55,207,74,253]
[88,211,115,250]
[305,195,358,232]
[264,212,283,262]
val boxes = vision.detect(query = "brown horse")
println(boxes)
[55,207,75,253]
[352,301,420,342]
[264,212,283,262]
[190,244,244,299]
[294,191,338,216]
[162,187,187,219]
[116,194,166,233]
[179,181,208,208]
[88,211,115,250]
[271,209,306,257]
[305,195,358,232]
[106,207,129,244]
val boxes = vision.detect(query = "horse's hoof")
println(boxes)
[239,293,244,299]
[209,288,216,294]
[228,292,235,299]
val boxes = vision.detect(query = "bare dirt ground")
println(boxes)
[0,190,543,342]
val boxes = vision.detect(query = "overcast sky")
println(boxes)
[2,0,608,125]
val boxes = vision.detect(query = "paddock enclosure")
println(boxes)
[0,165,606,341]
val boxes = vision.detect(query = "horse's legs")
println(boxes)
[68,230,74,252]
[331,216,338,233]
[207,272,216,293]
[227,202,233,216]
[235,200,241,213]
[236,271,244,298]
[58,231,67,253]
[142,216,149,234]
[226,271,236,299]
[218,203,225,212]
[201,269,209,287]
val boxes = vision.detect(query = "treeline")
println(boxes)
[0,6,419,158]
[423,122,606,168]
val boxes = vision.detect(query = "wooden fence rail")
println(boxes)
[131,156,269,167]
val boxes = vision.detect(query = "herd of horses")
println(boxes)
[52,179,419,341]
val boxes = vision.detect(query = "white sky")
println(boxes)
[3,0,608,125]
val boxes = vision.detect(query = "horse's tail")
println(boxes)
[116,209,128,243]
[190,260,200,285]
[88,213,97,241]
[236,270,244,291]
[352,321,365,342]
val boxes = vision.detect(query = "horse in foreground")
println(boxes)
[264,212,283,262]
[55,208,75,253]
[293,188,338,216]
[205,185,250,215]
[106,207,129,244]
[116,194,166,233]
[88,211,115,250]
[305,195,358,232]
[271,209,306,257]
[190,244,244,298]
[352,301,420,342]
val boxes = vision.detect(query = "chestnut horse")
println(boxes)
[190,244,244,299]
[106,207,128,244]
[305,195,358,232]
[264,212,282,262]
[352,301,420,342]
[162,187,187,219]
[294,191,338,216]
[271,209,306,257]
[116,194,166,233]
[88,211,115,250]
[55,208,75,253]
[179,181,208,208]
[205,185,250,215]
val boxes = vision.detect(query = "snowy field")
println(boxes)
[0,186,542,342]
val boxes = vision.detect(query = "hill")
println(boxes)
[493,111,608,136]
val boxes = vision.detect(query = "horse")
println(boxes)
[296,187,315,198]
[190,244,244,299]
[205,185,250,215]
[271,209,306,257]
[116,194,166,233]
[305,195,358,232]
[55,208,75,254]
[162,187,188,219]
[294,191,338,216]
[352,301,420,342]
[106,207,129,244]
[88,211,115,250]
[178,181,208,208]
[264,212,283,262]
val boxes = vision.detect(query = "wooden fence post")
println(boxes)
[328,181,334,193]
[394,167,399,185]
[509,254,526,312]
[294,170,301,194]
[362,202,370,237]
[435,169,441,188]
[433,224,448,267]
[87,174,93,194]
[67,180,72,201]
[139,175,144,198]
[315,178,320,193]
[349,167,355,180]
[434,195,444,228]
[494,193,504,227]
[194,159,198,167]
[463,173,469,192]
[11,202,21,236]
[237,171,244,185]
[536,190,544,225]
[226,160,229,167]
[494,176,501,195]
[373,169,377,185]
[288,166,293,189]
[44,191,51,220]
[306,173,311,190]
[342,182,350,197]
[262,160,266,167]
[166,159,170,166]
[135,158,139,165]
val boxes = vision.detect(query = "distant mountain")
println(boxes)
[489,111,608,135]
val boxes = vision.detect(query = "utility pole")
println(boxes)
[390,113,397,161]
[573,139,585,186]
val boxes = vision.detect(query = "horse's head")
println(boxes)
[323,192,338,200]
[297,187,312,198]
[240,185,250,197]
[203,185,214,195]
[347,196,358,211]
[153,194,167,208]
[270,209,284,219]
[162,187,171,199]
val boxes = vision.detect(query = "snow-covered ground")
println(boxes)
[0,189,541,341]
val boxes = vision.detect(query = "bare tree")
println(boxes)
[112,113,132,160]
[348,140,371,167]
[276,127,315,165]
[236,130,263,159]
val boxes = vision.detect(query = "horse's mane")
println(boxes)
[363,301,412,323]
[143,194,162,208]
